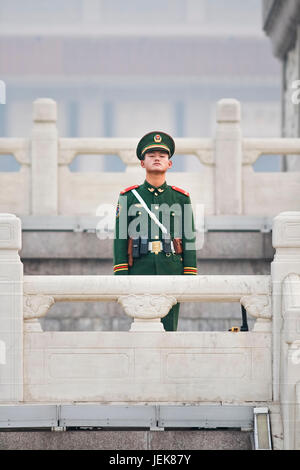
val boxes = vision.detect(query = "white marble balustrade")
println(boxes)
[0,98,300,216]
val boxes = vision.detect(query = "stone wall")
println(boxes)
[0,430,253,451]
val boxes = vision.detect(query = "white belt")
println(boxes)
[132,189,168,235]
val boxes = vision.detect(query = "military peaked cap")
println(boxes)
[136,131,175,160]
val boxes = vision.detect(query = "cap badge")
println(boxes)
[154,134,162,143]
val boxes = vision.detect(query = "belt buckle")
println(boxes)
[151,241,161,255]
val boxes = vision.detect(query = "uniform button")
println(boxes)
[155,235,159,239]
[154,192,158,196]
[155,205,159,210]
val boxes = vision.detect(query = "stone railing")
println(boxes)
[23,273,271,333]
[0,98,300,218]
[0,211,300,448]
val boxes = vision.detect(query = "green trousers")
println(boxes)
[161,303,180,332]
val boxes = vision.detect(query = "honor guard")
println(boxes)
[113,131,197,331]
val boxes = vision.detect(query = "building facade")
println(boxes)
[263,0,300,171]
[1,0,280,173]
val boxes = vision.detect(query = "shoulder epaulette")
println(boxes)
[171,186,190,197]
[120,184,139,194]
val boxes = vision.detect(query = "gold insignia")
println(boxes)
[158,188,164,192]
[154,134,162,143]
[148,187,154,192]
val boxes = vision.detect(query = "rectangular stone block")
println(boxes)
[24,331,272,403]
[49,351,130,379]
[165,351,247,379]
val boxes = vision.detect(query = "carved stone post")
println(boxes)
[272,212,300,449]
[214,99,242,215]
[0,214,23,402]
[31,98,58,215]
[240,294,272,332]
[118,294,177,331]
[23,294,55,332]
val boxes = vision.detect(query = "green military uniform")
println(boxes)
[113,131,198,331]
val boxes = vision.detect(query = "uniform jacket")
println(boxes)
[113,179,198,276]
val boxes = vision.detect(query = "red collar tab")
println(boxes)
[171,186,190,197]
[120,184,139,194]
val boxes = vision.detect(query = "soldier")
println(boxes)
[113,131,197,331]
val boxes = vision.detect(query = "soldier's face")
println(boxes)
[141,150,172,173]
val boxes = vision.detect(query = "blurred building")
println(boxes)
[0,0,281,173]
[263,0,300,171]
